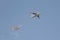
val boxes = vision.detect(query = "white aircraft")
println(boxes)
[30,12,40,19]
[11,25,22,31]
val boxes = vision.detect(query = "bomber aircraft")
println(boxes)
[30,11,40,19]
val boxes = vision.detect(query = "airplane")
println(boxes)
[30,12,40,19]
[11,26,21,31]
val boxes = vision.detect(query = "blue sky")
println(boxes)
[0,0,60,40]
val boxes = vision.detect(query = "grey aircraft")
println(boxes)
[30,12,40,19]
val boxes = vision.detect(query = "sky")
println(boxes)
[0,0,60,40]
